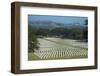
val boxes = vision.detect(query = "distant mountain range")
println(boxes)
[28,20,87,29]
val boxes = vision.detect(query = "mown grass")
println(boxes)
[28,53,40,60]
[44,38,87,50]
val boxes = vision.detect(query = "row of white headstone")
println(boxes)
[34,48,87,59]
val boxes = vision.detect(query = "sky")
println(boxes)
[28,15,88,25]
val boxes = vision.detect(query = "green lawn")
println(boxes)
[28,53,40,60]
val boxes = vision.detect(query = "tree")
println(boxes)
[28,25,39,53]
[84,19,88,25]
[83,27,88,41]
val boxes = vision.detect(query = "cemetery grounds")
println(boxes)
[28,37,88,60]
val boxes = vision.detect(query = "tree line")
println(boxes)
[36,26,88,41]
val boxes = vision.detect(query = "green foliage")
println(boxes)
[36,28,49,37]
[28,25,39,53]
[35,26,88,41]
[84,19,88,25]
